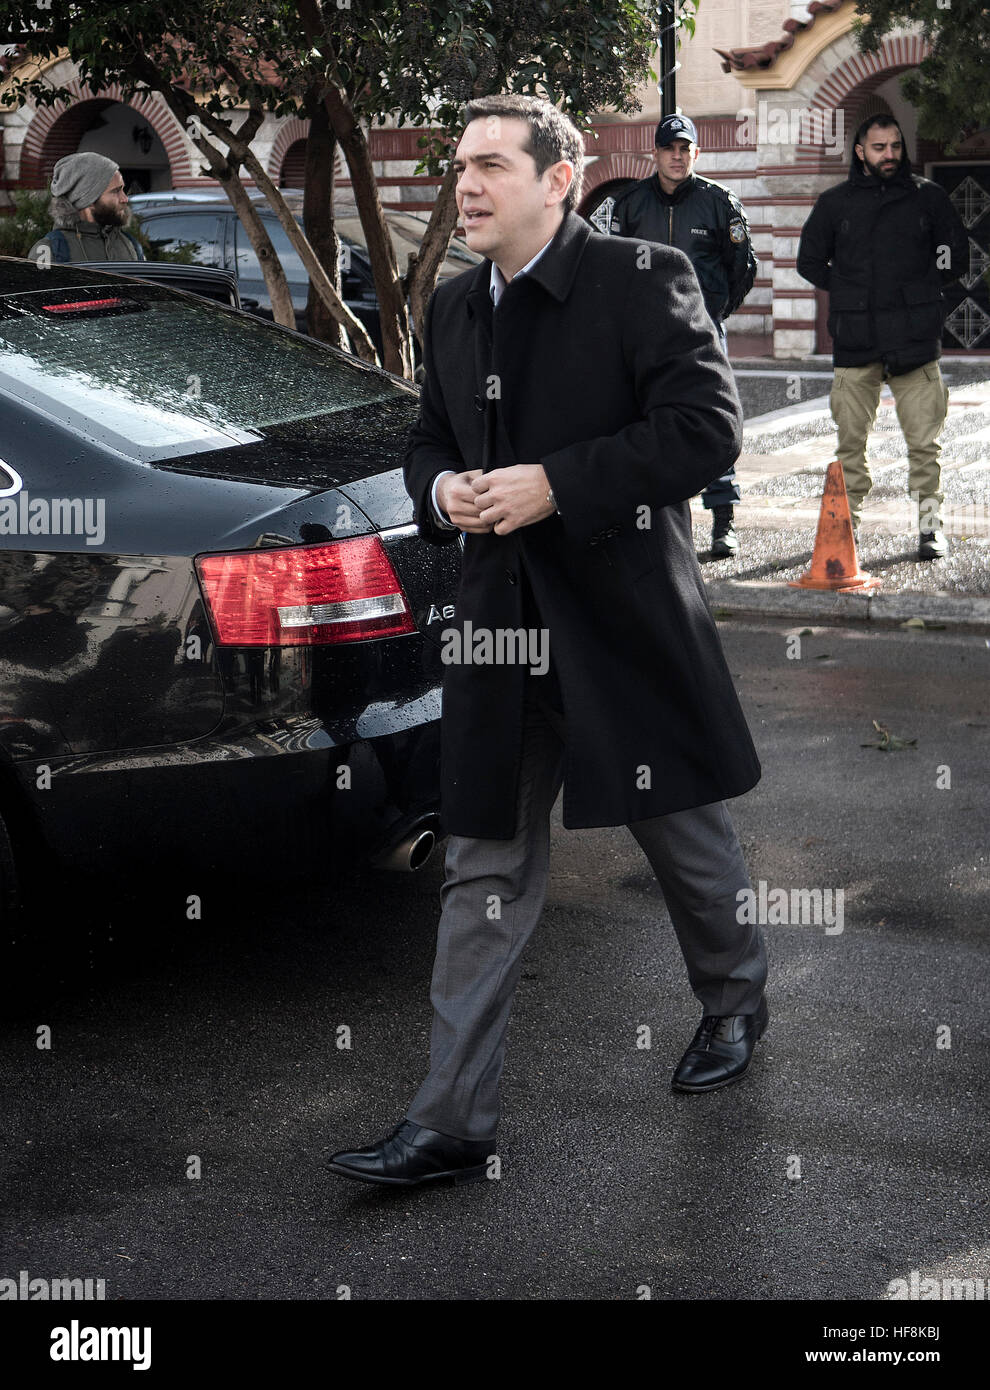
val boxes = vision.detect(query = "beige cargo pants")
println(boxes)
[830,359,950,529]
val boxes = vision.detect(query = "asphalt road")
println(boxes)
[1,619,987,1308]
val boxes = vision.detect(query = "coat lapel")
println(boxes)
[520,209,593,304]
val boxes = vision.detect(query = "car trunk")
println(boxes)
[0,272,462,760]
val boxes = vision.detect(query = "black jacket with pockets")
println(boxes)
[796,153,968,372]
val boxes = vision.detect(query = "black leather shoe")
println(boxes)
[710,505,739,557]
[327,1119,493,1187]
[671,996,769,1093]
[918,530,947,560]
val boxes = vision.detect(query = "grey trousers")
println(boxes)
[405,675,767,1141]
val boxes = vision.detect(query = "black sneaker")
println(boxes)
[711,505,739,557]
[918,530,947,561]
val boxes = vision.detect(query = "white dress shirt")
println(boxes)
[429,234,557,527]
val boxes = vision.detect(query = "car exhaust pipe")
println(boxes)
[369,817,440,872]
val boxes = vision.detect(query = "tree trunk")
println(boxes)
[127,57,298,329]
[189,98,379,362]
[322,92,413,378]
[218,167,298,330]
[295,0,412,378]
[302,96,344,349]
[405,163,460,356]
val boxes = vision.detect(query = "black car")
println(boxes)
[131,195,483,352]
[76,260,243,310]
[0,258,461,918]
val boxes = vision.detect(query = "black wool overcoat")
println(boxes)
[403,208,761,839]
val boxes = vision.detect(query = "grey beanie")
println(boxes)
[50,152,120,210]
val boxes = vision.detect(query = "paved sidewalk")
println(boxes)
[696,361,990,629]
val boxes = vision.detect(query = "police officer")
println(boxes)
[609,114,757,557]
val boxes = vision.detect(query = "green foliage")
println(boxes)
[0,0,705,233]
[0,0,706,364]
[853,0,990,150]
[676,0,700,41]
[2,2,695,144]
[0,189,53,257]
[374,1,702,172]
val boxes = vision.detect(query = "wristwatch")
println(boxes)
[546,486,558,514]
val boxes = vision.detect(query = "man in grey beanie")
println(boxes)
[27,152,145,265]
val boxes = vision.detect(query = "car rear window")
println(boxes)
[0,282,410,462]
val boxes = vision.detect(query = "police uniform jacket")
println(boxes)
[609,172,757,325]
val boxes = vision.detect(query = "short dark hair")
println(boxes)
[460,94,585,212]
[854,113,902,149]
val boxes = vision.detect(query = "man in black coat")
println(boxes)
[797,115,968,559]
[329,95,769,1188]
[608,114,758,558]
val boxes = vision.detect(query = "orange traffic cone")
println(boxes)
[789,459,880,593]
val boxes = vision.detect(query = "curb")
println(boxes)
[704,579,990,632]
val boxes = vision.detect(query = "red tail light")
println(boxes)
[195,537,415,646]
[40,298,133,314]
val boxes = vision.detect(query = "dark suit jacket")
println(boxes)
[404,208,760,839]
